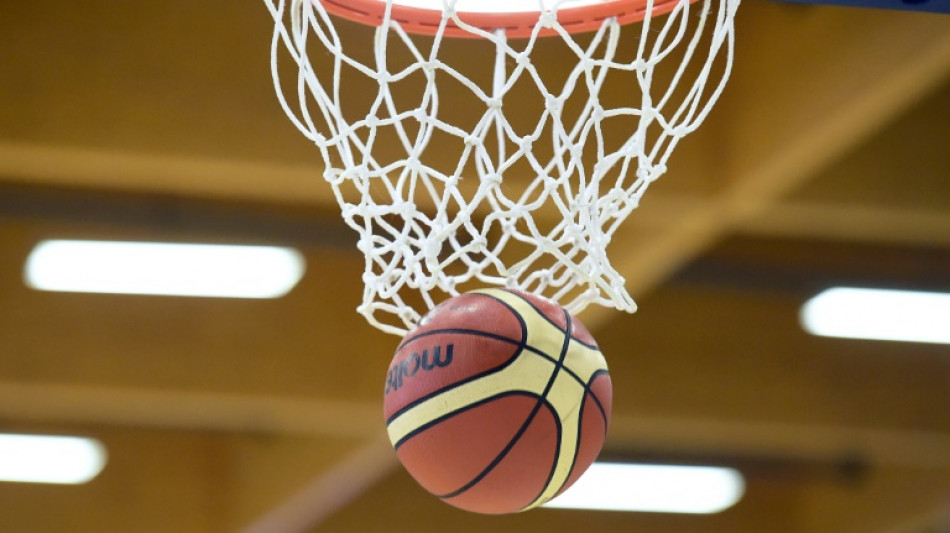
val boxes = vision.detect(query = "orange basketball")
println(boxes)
[383,288,612,514]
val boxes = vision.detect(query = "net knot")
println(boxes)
[423,238,442,260]
[603,187,629,206]
[482,172,503,187]
[412,108,429,123]
[592,104,605,121]
[515,52,532,68]
[519,137,534,153]
[393,200,414,217]
[356,236,371,254]
[323,168,344,185]
[441,276,457,292]
[636,165,666,184]
[538,10,557,29]
[672,125,692,137]
[340,203,358,219]
[405,156,423,174]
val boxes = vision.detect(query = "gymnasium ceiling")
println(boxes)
[1,1,949,532]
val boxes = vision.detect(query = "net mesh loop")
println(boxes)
[266,0,740,335]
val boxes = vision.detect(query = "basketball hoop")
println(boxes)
[318,0,687,38]
[265,0,740,335]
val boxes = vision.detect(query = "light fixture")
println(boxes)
[543,462,745,514]
[0,434,107,484]
[24,240,305,299]
[801,287,950,345]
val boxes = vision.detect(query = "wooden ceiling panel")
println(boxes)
[0,1,317,163]
[789,78,950,211]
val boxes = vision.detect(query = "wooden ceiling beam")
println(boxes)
[740,201,950,247]
[0,381,380,439]
[0,141,333,206]
[3,380,946,471]
[609,414,950,472]
[633,194,950,248]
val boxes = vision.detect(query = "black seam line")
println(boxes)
[468,290,600,389]
[437,398,560,504]
[522,344,587,390]
[397,327,519,352]
[438,310,574,501]
[387,339,595,434]
[392,391,539,451]
[586,369,610,427]
[386,327,529,426]
[546,382,585,503]
[397,291,532,351]
[519,309,575,510]
[399,293,600,390]
[484,289,601,351]
[387,292,596,425]
[388,322,605,428]
[538,368,610,505]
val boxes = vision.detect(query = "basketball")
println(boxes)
[383,288,612,514]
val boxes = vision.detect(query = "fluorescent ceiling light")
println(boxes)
[801,287,950,345]
[544,463,745,513]
[25,240,305,298]
[0,434,107,484]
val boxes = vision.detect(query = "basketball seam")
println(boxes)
[391,390,541,451]
[387,293,597,424]
[437,310,574,502]
[437,398,561,504]
[407,298,597,393]
[586,369,610,427]
[535,403,563,509]
[397,326,520,352]
[486,289,601,351]
[548,387,586,502]
[542,370,610,504]
[396,331,592,395]
[520,310,576,508]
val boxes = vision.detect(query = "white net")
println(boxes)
[266,0,739,335]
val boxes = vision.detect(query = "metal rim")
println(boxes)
[317,0,686,38]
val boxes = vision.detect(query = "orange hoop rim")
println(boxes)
[317,0,687,38]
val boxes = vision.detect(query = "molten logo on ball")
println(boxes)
[383,288,611,514]
[384,344,454,394]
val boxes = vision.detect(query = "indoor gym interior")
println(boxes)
[0,0,949,532]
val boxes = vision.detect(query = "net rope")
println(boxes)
[266,0,739,335]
